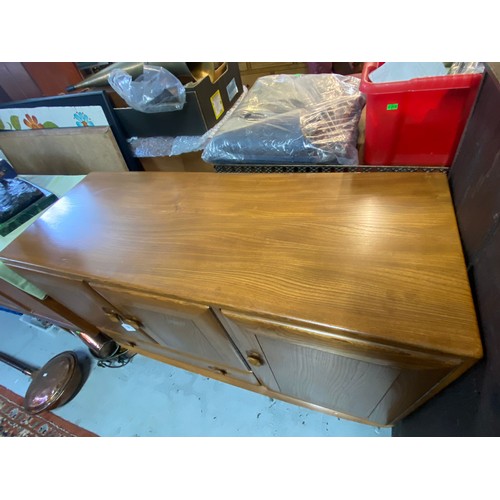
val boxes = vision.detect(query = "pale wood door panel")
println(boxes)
[91,283,249,371]
[258,335,399,419]
[215,309,281,391]
[10,268,124,333]
[219,309,451,421]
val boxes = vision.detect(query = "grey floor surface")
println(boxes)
[0,309,391,437]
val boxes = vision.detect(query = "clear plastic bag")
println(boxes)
[300,94,365,163]
[448,62,485,75]
[201,74,365,165]
[108,64,186,113]
[128,88,248,157]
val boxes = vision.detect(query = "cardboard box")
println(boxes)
[114,62,243,137]
[139,152,215,172]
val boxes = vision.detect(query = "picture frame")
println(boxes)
[0,91,142,171]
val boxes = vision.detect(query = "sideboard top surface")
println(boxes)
[0,172,481,358]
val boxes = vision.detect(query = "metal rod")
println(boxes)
[0,352,35,377]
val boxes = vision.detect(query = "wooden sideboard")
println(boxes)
[0,172,482,426]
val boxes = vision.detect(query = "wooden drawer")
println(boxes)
[102,327,259,386]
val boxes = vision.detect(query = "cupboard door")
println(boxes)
[7,267,128,333]
[257,335,400,418]
[101,327,259,386]
[220,309,454,424]
[91,283,249,372]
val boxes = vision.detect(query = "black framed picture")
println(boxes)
[0,91,142,171]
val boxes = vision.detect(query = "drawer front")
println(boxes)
[103,327,259,386]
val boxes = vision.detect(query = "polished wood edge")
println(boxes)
[3,259,478,365]
[89,282,210,315]
[0,260,483,364]
[227,305,482,361]
[220,309,464,370]
[0,260,83,278]
[2,261,477,363]
[4,259,481,373]
[125,342,393,428]
[386,356,480,425]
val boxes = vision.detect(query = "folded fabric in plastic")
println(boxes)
[0,178,43,223]
[202,74,365,165]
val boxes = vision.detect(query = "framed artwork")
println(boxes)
[0,91,141,171]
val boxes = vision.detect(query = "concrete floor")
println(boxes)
[0,309,391,437]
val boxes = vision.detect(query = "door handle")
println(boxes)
[246,352,264,367]
[103,310,121,323]
[209,366,228,376]
[102,308,143,332]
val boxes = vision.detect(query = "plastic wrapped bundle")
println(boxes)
[108,64,186,113]
[202,74,365,165]
[448,62,485,75]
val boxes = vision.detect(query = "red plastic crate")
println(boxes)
[359,62,483,167]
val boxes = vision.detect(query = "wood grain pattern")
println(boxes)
[220,308,463,424]
[220,309,462,370]
[0,172,482,426]
[214,309,281,392]
[0,272,91,331]
[0,172,481,359]
[122,340,393,427]
[7,267,125,334]
[91,283,250,371]
[102,326,259,386]
[0,127,128,175]
[258,334,399,419]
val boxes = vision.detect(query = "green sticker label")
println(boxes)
[387,103,399,110]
